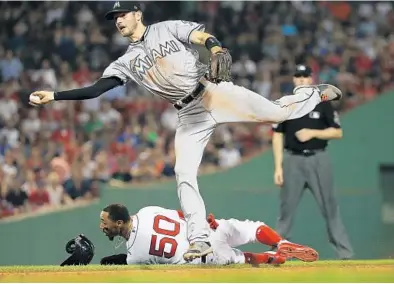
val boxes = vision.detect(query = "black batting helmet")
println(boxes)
[60,234,95,266]
[105,1,141,20]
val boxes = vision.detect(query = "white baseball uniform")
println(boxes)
[102,20,323,245]
[125,206,266,265]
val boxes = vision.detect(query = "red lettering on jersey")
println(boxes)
[153,215,180,236]
[149,235,178,258]
[149,214,180,259]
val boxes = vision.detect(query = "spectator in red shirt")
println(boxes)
[28,182,50,209]
[354,50,373,77]
[52,120,73,145]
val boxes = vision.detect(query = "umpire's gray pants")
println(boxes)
[276,150,354,259]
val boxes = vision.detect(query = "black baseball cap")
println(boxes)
[105,1,141,20]
[294,64,312,77]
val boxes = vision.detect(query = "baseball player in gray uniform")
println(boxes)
[29,1,343,262]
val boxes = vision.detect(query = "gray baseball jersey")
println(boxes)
[102,20,207,103]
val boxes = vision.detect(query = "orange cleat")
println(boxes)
[277,240,319,262]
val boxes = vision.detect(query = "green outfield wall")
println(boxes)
[1,92,393,265]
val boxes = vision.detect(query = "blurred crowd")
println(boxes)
[1,1,393,219]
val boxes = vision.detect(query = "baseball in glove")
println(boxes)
[207,48,232,84]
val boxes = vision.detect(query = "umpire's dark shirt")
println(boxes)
[272,102,341,151]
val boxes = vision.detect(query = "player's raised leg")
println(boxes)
[209,214,319,262]
[174,109,216,261]
[201,80,341,125]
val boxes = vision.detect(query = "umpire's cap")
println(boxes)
[105,1,141,20]
[294,64,312,77]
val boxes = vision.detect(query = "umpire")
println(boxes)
[271,64,354,260]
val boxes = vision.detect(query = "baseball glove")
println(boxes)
[207,48,232,84]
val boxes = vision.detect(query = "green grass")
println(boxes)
[0,260,393,282]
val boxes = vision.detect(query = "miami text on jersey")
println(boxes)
[130,40,181,80]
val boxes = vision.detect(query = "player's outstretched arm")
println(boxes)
[29,76,122,106]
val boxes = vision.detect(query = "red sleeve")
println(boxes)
[28,191,38,204]
[44,191,50,204]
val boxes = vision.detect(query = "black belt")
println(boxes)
[174,82,206,110]
[286,149,325,157]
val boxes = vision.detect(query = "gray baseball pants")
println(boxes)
[276,150,354,259]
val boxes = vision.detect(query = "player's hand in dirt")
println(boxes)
[274,167,284,187]
[29,90,55,106]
